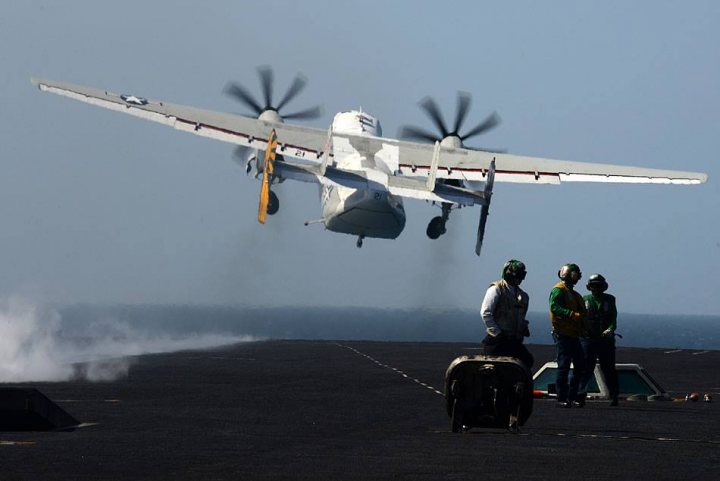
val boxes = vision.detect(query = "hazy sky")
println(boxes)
[2,1,718,315]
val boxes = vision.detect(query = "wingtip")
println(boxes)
[30,77,45,89]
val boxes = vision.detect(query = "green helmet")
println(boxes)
[502,259,527,283]
[558,263,582,285]
[586,273,608,292]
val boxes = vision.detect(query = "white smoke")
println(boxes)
[0,297,257,383]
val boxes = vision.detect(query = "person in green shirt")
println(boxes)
[549,263,587,408]
[579,274,619,406]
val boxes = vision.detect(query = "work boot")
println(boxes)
[557,400,571,408]
[609,397,619,407]
[572,399,585,408]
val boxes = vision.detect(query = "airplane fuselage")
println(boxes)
[320,111,406,240]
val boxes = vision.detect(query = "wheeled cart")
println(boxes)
[445,355,533,432]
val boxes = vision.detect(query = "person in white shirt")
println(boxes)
[481,260,534,370]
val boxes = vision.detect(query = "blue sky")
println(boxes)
[1,1,718,315]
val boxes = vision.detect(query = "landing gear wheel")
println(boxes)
[426,216,446,239]
[267,191,279,215]
[356,236,364,248]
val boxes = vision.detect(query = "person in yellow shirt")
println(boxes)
[548,263,587,408]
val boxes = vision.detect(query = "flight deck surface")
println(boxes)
[2,341,718,480]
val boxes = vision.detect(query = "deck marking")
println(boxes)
[56,399,121,403]
[0,441,35,446]
[664,349,683,354]
[692,351,709,356]
[335,343,444,396]
[336,343,719,445]
[520,431,720,445]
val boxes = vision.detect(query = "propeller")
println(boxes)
[224,66,323,174]
[399,92,502,151]
[223,66,323,121]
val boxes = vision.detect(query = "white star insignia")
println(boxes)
[120,94,148,106]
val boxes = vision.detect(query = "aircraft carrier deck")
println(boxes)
[2,340,719,480]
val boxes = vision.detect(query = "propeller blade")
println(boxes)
[398,125,440,143]
[419,97,449,137]
[453,91,472,135]
[223,82,263,115]
[461,111,501,141]
[283,105,323,120]
[258,129,278,224]
[276,74,308,112]
[257,66,274,110]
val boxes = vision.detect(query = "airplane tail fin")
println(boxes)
[258,129,278,224]
[475,159,495,256]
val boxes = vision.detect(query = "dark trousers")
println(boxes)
[482,335,534,370]
[580,338,619,400]
[553,333,586,402]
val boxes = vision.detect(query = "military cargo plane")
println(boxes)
[31,69,707,254]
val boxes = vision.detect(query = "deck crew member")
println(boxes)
[580,274,620,406]
[549,263,587,408]
[481,259,534,370]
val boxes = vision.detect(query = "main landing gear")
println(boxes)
[426,202,452,239]
[356,235,365,248]
[267,190,279,215]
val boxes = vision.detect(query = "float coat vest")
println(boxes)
[490,280,530,340]
[583,293,617,339]
[549,282,585,337]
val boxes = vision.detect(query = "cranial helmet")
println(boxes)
[502,259,527,283]
[586,273,608,292]
[558,263,582,285]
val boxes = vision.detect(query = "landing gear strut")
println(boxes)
[426,202,452,239]
[356,235,365,248]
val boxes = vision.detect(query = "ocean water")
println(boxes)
[2,303,717,383]
[58,304,719,350]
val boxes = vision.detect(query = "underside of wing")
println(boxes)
[32,77,707,186]
[31,77,328,163]
[388,139,708,185]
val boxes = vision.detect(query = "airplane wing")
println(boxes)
[32,77,707,186]
[30,77,485,207]
[31,77,329,163]
[390,141,708,185]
